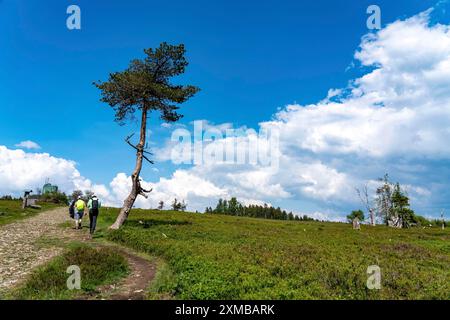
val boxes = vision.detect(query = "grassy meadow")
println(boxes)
[8,245,128,300]
[91,208,450,300]
[0,199,62,226]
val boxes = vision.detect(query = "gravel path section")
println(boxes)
[0,207,157,300]
[0,208,83,291]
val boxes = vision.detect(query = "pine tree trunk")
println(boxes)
[110,109,148,230]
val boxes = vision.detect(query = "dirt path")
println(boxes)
[79,249,157,300]
[109,251,156,300]
[0,208,156,299]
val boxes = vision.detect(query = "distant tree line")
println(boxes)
[205,197,317,222]
[171,198,187,211]
[0,195,20,201]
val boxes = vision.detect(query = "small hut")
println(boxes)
[42,183,58,194]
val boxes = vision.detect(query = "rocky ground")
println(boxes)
[0,208,80,291]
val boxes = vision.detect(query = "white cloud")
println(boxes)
[0,146,77,194]
[108,171,228,210]
[293,211,346,223]
[0,145,108,200]
[160,123,172,128]
[268,11,450,159]
[15,140,41,150]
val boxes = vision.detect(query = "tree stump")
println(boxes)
[352,217,361,230]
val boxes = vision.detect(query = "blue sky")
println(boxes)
[1,0,449,220]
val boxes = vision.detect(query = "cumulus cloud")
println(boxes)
[0,146,77,194]
[294,211,346,223]
[270,11,450,159]
[15,140,41,150]
[0,145,108,200]
[108,171,228,210]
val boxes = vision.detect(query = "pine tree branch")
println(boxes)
[125,134,154,164]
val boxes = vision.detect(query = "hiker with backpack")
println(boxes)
[74,196,86,230]
[69,198,76,219]
[87,195,101,236]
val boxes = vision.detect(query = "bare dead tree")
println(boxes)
[375,174,394,226]
[356,184,376,226]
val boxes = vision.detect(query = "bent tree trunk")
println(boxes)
[110,109,149,230]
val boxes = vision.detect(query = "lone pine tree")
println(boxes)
[94,43,199,229]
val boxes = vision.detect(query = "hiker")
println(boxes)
[69,198,76,220]
[74,196,86,229]
[87,195,101,236]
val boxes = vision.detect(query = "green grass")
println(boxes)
[8,245,129,300]
[147,258,178,300]
[97,208,449,300]
[0,200,62,226]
